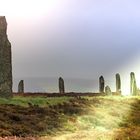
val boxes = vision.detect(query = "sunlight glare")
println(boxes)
[0,0,58,17]
[119,55,140,96]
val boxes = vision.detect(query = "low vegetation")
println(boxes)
[0,96,73,107]
[0,96,140,139]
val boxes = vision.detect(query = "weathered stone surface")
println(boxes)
[59,77,65,94]
[116,73,121,94]
[105,86,112,95]
[18,80,24,93]
[99,76,104,93]
[0,16,12,98]
[130,72,137,96]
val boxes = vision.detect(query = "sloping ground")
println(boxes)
[0,96,140,139]
[48,96,140,140]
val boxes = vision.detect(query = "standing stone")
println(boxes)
[99,76,105,93]
[59,77,65,94]
[0,16,12,98]
[105,86,112,95]
[116,73,121,94]
[130,72,137,96]
[18,80,24,93]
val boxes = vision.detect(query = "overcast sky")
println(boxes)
[1,0,140,94]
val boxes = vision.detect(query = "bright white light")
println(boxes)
[103,54,140,96]
[116,54,140,96]
[0,0,58,18]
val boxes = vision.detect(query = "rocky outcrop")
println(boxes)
[0,16,12,98]
[18,80,24,93]
[59,77,65,94]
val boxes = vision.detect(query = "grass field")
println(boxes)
[0,95,140,140]
[0,96,73,106]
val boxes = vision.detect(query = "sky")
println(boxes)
[1,0,140,94]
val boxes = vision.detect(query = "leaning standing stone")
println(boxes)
[18,80,24,93]
[59,77,65,94]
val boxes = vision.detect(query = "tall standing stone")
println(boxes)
[0,16,12,98]
[59,77,65,94]
[116,73,121,94]
[130,72,137,96]
[99,76,105,93]
[18,80,24,93]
